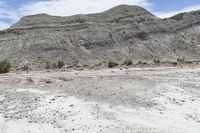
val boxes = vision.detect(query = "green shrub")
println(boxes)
[52,63,58,69]
[58,61,65,69]
[173,62,178,66]
[184,61,193,64]
[22,65,29,71]
[137,61,148,65]
[123,59,133,66]
[0,60,11,73]
[47,61,65,69]
[177,57,185,64]
[162,59,172,64]
[162,60,178,66]
[153,59,161,64]
[45,62,51,69]
[108,61,118,68]
[26,77,34,83]
[95,62,102,67]
[82,64,89,68]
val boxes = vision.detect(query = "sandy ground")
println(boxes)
[0,66,200,133]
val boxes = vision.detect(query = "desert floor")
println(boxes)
[0,66,200,133]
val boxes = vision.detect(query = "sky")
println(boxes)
[1,0,200,30]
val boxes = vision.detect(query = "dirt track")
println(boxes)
[0,67,200,133]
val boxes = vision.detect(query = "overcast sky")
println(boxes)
[1,0,200,30]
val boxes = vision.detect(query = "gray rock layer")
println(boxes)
[0,5,200,68]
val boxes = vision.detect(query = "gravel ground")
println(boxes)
[0,67,200,133]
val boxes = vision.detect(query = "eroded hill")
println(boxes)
[0,5,200,69]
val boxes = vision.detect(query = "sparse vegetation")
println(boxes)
[123,59,133,66]
[162,60,178,66]
[162,59,172,64]
[59,77,71,81]
[51,61,65,69]
[82,64,89,68]
[52,63,58,69]
[137,61,148,65]
[66,65,74,68]
[74,64,81,68]
[76,18,85,23]
[162,58,193,66]
[177,57,185,64]
[75,67,84,71]
[26,77,34,83]
[40,78,53,84]
[58,61,65,69]
[108,61,118,68]
[109,32,112,38]
[0,60,11,73]
[95,62,102,67]
[22,65,29,71]
[184,60,193,64]
[173,62,178,66]
[134,31,149,40]
[153,59,161,64]
[45,61,65,69]
[45,62,51,69]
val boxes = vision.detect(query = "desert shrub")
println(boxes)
[66,65,74,68]
[0,60,11,73]
[26,77,34,83]
[162,60,177,66]
[108,61,118,68]
[123,59,133,66]
[22,65,29,71]
[184,61,193,64]
[153,59,161,64]
[82,64,89,68]
[134,31,149,40]
[75,67,84,71]
[58,61,65,69]
[173,62,178,66]
[109,32,113,38]
[46,61,65,69]
[74,64,81,68]
[95,62,102,67]
[76,18,85,23]
[137,61,148,65]
[45,62,51,69]
[59,77,70,81]
[40,78,53,84]
[88,65,95,69]
[137,61,142,65]
[52,63,57,69]
[177,57,185,64]
[162,59,171,64]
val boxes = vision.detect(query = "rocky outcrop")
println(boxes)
[0,5,200,68]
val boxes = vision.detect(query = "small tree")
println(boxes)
[0,60,11,73]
